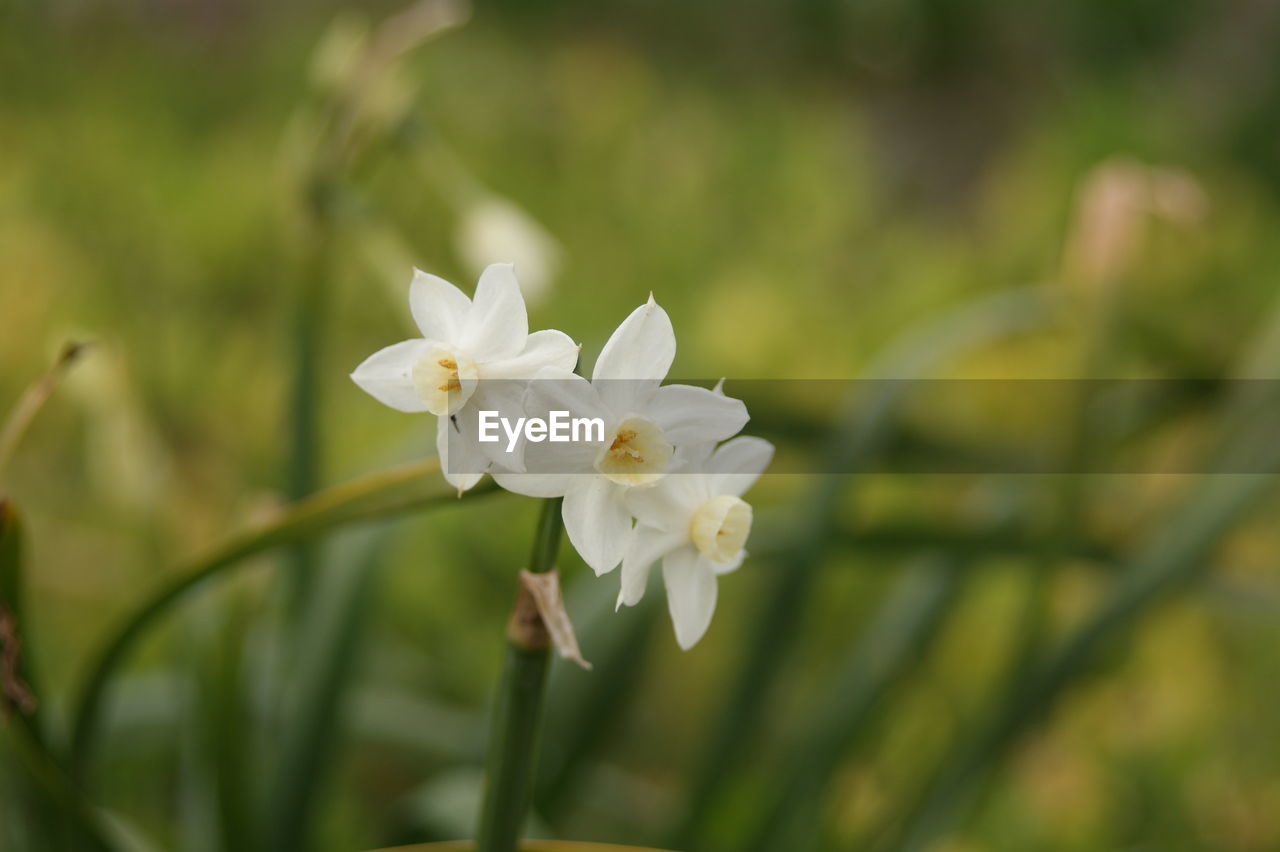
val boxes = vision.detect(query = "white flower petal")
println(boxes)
[618,524,686,609]
[707,436,775,497]
[562,477,632,575]
[671,440,716,472]
[468,383,529,472]
[410,269,471,343]
[443,468,484,492]
[647,384,749,445]
[436,414,486,492]
[351,339,431,413]
[461,262,528,361]
[490,471,575,498]
[714,549,746,575]
[524,367,611,433]
[663,548,718,650]
[521,433,600,476]
[516,368,610,475]
[592,295,675,413]
[624,476,705,531]
[482,329,580,381]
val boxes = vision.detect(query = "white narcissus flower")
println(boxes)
[455,197,562,307]
[493,296,749,576]
[350,263,579,492]
[619,436,774,649]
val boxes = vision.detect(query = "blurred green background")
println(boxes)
[3,0,1280,850]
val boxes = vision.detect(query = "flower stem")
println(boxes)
[476,497,563,852]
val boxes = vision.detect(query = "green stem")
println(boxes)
[282,192,334,617]
[476,498,563,852]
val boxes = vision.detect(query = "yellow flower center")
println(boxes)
[412,344,477,415]
[594,417,673,486]
[690,495,752,562]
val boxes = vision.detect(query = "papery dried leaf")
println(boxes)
[515,570,592,671]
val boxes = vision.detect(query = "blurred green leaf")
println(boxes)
[267,524,390,852]
[69,459,500,786]
[180,592,257,852]
[670,286,1050,849]
[745,553,965,852]
[2,709,117,852]
[535,573,661,820]
[352,684,484,762]
[886,438,1280,851]
[1,499,81,852]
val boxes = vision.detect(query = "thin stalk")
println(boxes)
[0,341,89,487]
[476,498,563,852]
[281,221,331,615]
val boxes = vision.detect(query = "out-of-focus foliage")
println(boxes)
[3,0,1280,850]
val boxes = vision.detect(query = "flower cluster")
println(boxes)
[352,264,773,649]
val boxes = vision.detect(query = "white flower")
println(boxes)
[350,263,579,492]
[493,296,749,575]
[619,436,774,649]
[456,197,562,307]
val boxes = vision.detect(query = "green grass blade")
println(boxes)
[745,554,965,852]
[535,576,661,820]
[178,590,256,852]
[885,469,1279,852]
[267,523,389,852]
[881,319,1280,852]
[669,287,1050,848]
[281,223,333,618]
[2,712,117,852]
[69,459,500,785]
[2,498,109,850]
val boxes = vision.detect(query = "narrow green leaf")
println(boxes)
[179,590,256,852]
[535,574,660,818]
[886,479,1280,851]
[882,327,1280,852]
[745,554,964,852]
[69,458,500,785]
[267,523,389,852]
[281,218,334,619]
[0,498,87,851]
[2,714,117,852]
[669,287,1051,849]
